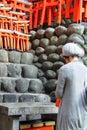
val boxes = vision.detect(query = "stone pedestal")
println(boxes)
[0,114,20,130]
[0,102,58,130]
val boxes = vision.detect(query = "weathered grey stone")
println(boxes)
[33,55,39,63]
[8,51,21,63]
[50,91,56,102]
[1,79,16,93]
[56,34,68,46]
[19,115,26,121]
[0,50,8,62]
[67,23,85,35]
[58,55,66,63]
[0,94,3,102]
[22,65,38,78]
[39,77,48,86]
[61,19,66,25]
[19,94,35,102]
[56,45,63,55]
[36,29,45,39]
[7,64,22,77]
[28,79,43,93]
[35,47,45,56]
[68,33,85,45]
[53,61,64,71]
[28,49,35,55]
[45,45,57,55]
[38,54,47,63]
[64,18,72,25]
[30,30,36,40]
[21,52,34,65]
[83,34,87,44]
[35,94,51,102]
[55,26,67,36]
[0,64,7,77]
[26,114,41,121]
[82,45,87,54]
[45,79,56,93]
[3,94,18,102]
[42,61,53,71]
[29,41,32,49]
[50,36,58,45]
[32,39,40,49]
[15,79,29,93]
[34,62,42,68]
[82,55,87,66]
[84,27,87,35]
[37,69,45,77]
[45,27,55,39]
[45,70,56,79]
[39,38,50,49]
[48,53,59,62]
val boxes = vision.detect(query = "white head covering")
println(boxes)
[62,43,84,57]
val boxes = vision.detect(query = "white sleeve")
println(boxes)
[55,68,66,98]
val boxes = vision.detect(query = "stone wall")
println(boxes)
[29,23,87,102]
[0,50,50,103]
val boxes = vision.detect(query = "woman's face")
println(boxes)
[63,56,74,63]
[63,56,70,63]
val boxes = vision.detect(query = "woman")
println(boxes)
[55,43,87,130]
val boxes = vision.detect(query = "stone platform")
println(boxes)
[0,102,58,130]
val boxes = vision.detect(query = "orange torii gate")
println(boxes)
[6,0,33,30]
[0,0,31,51]
[30,0,87,26]
[51,0,65,24]
[62,0,83,22]
[31,0,85,29]
[51,0,85,23]
[83,0,87,21]
[1,0,87,30]
[30,0,65,29]
[44,0,65,25]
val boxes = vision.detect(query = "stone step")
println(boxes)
[0,62,36,66]
[0,77,40,80]
[0,102,57,116]
[0,77,44,93]
[0,50,34,65]
[0,62,38,78]
[0,93,51,103]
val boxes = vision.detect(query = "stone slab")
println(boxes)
[0,102,58,116]
[0,93,51,103]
